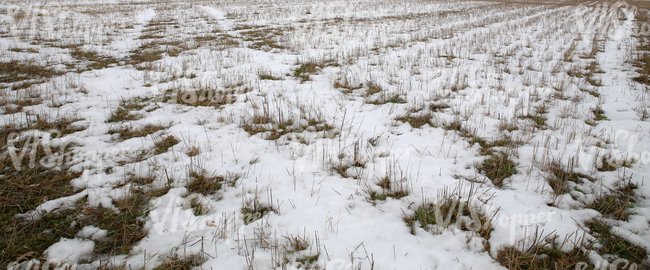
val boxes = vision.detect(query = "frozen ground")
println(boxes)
[1,0,650,269]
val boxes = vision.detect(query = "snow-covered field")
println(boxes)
[1,0,650,269]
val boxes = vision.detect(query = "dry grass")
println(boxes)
[404,186,494,238]
[333,78,363,93]
[0,60,63,88]
[92,191,148,255]
[517,104,549,129]
[7,90,44,113]
[0,126,83,266]
[585,219,648,264]
[259,73,283,80]
[153,254,206,270]
[496,232,591,270]
[633,10,650,85]
[368,176,409,201]
[130,50,164,66]
[293,60,338,82]
[545,159,586,195]
[444,119,463,132]
[1,184,150,265]
[22,114,87,136]
[479,152,517,188]
[283,234,310,253]
[240,27,287,51]
[633,53,650,85]
[634,23,650,85]
[591,106,609,121]
[106,97,152,123]
[8,48,39,54]
[429,102,450,112]
[186,168,225,196]
[1,201,84,267]
[294,62,319,82]
[366,93,407,105]
[153,135,179,155]
[126,173,157,186]
[241,114,332,141]
[365,82,382,96]
[330,161,352,178]
[108,123,166,140]
[587,181,637,221]
[395,113,432,128]
[107,106,142,123]
[596,153,622,172]
[242,195,275,225]
[70,48,119,70]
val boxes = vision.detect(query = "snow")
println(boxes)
[76,226,109,240]
[2,0,650,269]
[135,9,156,26]
[44,238,95,265]
[199,6,226,20]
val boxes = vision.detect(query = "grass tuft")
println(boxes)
[404,185,494,238]
[0,60,63,86]
[108,123,166,140]
[479,152,517,188]
[585,219,648,264]
[369,176,409,201]
[294,63,319,82]
[588,181,637,221]
[186,168,225,196]
[242,194,275,225]
[545,159,583,195]
[153,254,206,270]
[395,113,432,128]
[153,135,179,155]
[496,233,591,270]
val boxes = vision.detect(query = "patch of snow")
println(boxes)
[44,238,95,265]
